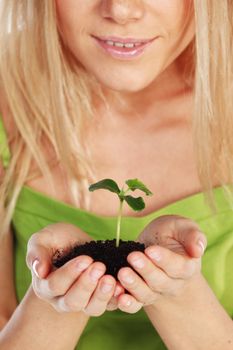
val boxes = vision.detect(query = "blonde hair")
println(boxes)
[0,0,232,236]
[193,0,233,206]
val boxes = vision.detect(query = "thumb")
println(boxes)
[26,243,52,279]
[180,229,207,258]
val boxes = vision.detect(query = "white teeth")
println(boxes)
[124,43,135,48]
[106,40,114,46]
[114,42,124,47]
[104,40,142,48]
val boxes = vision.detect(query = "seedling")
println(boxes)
[89,178,153,247]
[53,178,153,277]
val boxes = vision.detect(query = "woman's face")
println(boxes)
[55,0,194,92]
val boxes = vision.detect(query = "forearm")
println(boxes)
[0,286,89,350]
[144,274,233,350]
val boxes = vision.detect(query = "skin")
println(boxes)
[27,224,121,315]
[27,0,200,315]
[117,215,205,311]
[1,1,233,349]
[26,219,206,314]
[56,0,195,95]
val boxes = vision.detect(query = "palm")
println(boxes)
[39,223,93,257]
[137,215,194,256]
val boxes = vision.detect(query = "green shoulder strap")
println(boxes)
[0,114,11,168]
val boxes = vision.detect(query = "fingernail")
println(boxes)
[101,283,113,294]
[147,249,161,261]
[123,298,132,307]
[90,268,104,282]
[32,259,40,278]
[131,258,145,269]
[114,285,122,297]
[76,260,91,272]
[197,240,205,254]
[122,274,134,284]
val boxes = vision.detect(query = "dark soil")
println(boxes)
[53,239,145,279]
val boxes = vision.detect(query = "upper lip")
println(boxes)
[93,35,157,44]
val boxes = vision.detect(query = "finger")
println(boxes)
[106,283,125,311]
[54,262,106,312]
[186,231,207,258]
[118,267,156,305]
[83,275,116,316]
[127,251,171,293]
[106,301,118,311]
[117,293,143,314]
[113,283,125,297]
[33,256,93,299]
[26,223,93,279]
[145,245,198,279]
[174,220,207,258]
[27,239,52,279]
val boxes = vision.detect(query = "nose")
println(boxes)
[100,0,144,25]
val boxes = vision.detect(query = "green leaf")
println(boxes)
[125,179,153,196]
[124,195,145,211]
[89,179,121,194]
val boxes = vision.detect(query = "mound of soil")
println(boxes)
[53,239,145,279]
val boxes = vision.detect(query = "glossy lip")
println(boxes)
[93,35,156,44]
[92,35,158,61]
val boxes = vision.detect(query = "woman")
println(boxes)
[0,1,232,349]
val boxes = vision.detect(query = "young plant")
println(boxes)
[89,178,153,247]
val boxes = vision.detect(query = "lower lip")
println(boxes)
[93,37,157,60]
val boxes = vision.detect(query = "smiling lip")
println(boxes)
[94,35,156,44]
[92,35,157,60]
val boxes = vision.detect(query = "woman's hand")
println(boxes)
[26,223,124,316]
[115,215,207,314]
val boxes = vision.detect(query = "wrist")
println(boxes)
[28,286,90,323]
[144,272,204,313]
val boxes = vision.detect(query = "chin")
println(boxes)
[96,74,154,93]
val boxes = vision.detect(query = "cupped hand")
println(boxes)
[115,215,207,314]
[26,223,124,316]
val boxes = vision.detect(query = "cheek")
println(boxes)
[55,0,91,38]
[55,0,78,32]
[148,0,193,34]
[54,0,194,92]
[156,1,194,54]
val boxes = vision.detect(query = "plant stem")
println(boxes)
[116,199,124,247]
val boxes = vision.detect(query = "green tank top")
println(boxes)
[1,117,233,350]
